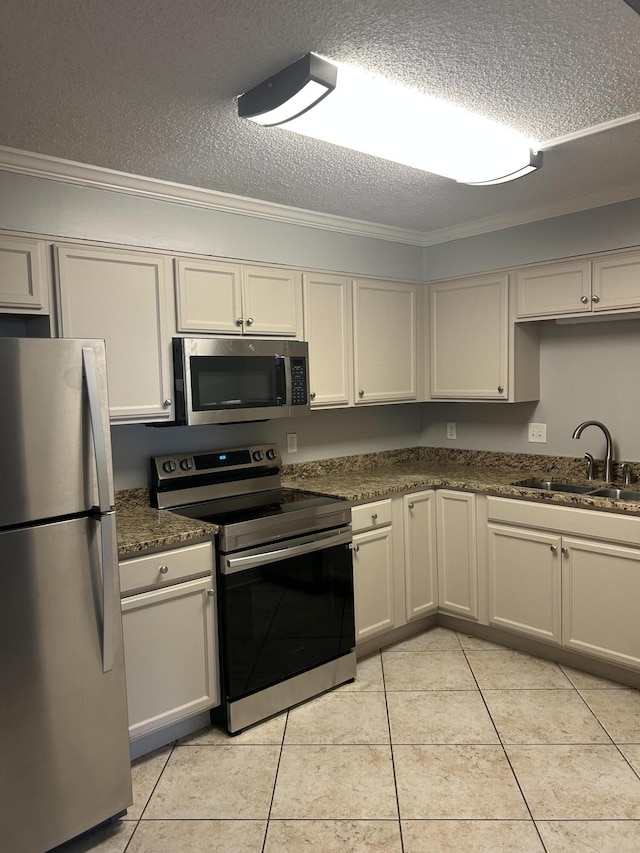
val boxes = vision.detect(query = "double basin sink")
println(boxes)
[512,478,640,502]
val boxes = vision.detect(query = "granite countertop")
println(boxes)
[115,488,218,560]
[115,448,640,558]
[281,447,640,517]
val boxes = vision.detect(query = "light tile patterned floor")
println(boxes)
[54,627,640,852]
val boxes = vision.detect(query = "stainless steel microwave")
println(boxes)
[172,337,311,425]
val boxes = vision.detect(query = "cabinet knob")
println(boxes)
[310,391,316,399]
[591,294,600,304]
[246,317,254,325]
[349,543,360,552]
[550,545,557,554]
[408,502,414,509]
[580,295,589,304]
[207,589,215,596]
[159,565,169,574]
[562,547,569,556]
[497,386,504,394]
[163,399,172,407]
[371,512,378,521]
[358,390,365,397]
[236,317,244,326]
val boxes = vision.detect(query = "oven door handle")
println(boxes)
[223,528,353,573]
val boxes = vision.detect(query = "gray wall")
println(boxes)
[423,198,640,281]
[112,405,421,490]
[0,171,423,280]
[421,317,640,464]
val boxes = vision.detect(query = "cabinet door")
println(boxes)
[404,491,437,620]
[562,537,640,668]
[592,251,640,313]
[0,236,49,313]
[56,246,173,423]
[436,490,478,620]
[488,524,562,643]
[175,257,243,334]
[121,576,218,739]
[303,272,352,407]
[430,275,508,399]
[515,261,591,318]
[241,265,301,337]
[352,526,395,642]
[353,279,417,404]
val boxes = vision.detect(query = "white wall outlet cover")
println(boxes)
[528,422,547,443]
[446,422,457,440]
[286,432,298,453]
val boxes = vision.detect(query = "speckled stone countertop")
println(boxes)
[281,447,640,517]
[115,447,640,558]
[115,488,218,560]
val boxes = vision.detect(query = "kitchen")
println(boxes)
[2,1,640,851]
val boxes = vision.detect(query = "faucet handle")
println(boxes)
[584,452,595,480]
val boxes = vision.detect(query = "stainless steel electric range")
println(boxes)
[150,444,356,734]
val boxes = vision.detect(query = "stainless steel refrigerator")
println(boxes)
[0,337,132,853]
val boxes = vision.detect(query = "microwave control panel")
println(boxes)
[290,357,308,406]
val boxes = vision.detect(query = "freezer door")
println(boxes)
[0,337,114,527]
[0,515,132,853]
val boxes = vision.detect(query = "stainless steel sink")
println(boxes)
[512,478,595,494]
[588,487,640,501]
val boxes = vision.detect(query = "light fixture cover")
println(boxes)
[238,53,541,185]
[238,53,337,126]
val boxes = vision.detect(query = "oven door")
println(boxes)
[218,526,355,702]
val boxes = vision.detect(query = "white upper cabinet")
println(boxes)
[353,278,417,404]
[303,272,352,407]
[56,245,174,424]
[429,273,539,402]
[0,235,49,314]
[515,250,640,319]
[175,257,302,338]
[430,274,509,400]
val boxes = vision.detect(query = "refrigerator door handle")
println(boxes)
[82,346,111,514]
[99,511,117,673]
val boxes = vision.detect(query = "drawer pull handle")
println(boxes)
[158,565,169,574]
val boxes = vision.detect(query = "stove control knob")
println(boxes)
[265,448,277,460]
[179,458,193,471]
[162,460,177,473]
[252,450,263,462]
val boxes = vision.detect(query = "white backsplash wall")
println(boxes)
[420,318,640,464]
[111,403,422,490]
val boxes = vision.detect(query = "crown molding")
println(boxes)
[0,146,426,246]
[419,181,640,246]
[1,145,639,250]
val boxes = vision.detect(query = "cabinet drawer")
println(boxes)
[120,541,212,596]
[351,499,392,533]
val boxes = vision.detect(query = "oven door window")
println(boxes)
[190,355,286,411]
[219,541,355,699]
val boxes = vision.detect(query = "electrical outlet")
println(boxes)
[528,422,547,443]
[286,432,297,453]
[446,422,457,440]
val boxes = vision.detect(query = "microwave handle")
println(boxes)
[277,355,291,406]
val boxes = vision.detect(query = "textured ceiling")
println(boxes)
[1,0,640,238]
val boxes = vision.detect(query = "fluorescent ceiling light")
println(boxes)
[238,53,541,185]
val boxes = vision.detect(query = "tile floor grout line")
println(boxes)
[380,646,406,853]
[136,737,177,822]
[262,709,289,852]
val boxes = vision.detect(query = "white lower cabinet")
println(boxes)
[403,490,438,620]
[352,500,395,642]
[436,490,478,620]
[487,523,562,644]
[119,542,219,740]
[562,537,640,669]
